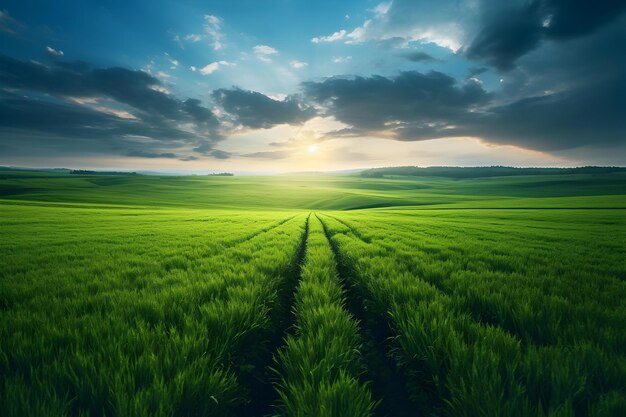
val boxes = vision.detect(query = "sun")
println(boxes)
[307,145,319,154]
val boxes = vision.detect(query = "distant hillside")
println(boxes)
[70,170,139,175]
[0,166,71,173]
[360,166,626,179]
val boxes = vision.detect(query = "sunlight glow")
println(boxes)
[307,145,319,154]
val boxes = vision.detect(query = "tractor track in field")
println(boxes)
[317,214,415,417]
[325,214,454,297]
[322,215,540,352]
[323,213,372,243]
[229,215,297,247]
[239,213,310,417]
[319,213,549,414]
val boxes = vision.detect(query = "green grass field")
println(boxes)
[1,169,625,416]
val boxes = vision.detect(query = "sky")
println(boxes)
[0,0,625,172]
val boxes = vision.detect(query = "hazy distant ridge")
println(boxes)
[361,166,626,179]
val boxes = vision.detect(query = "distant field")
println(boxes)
[1,170,625,416]
[1,168,626,210]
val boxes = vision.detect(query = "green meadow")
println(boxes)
[1,169,625,416]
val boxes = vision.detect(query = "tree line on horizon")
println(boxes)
[360,166,626,178]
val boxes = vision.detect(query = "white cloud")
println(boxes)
[204,14,220,25]
[67,96,137,120]
[371,1,392,17]
[310,1,465,52]
[542,15,553,28]
[175,15,225,50]
[403,25,463,51]
[310,19,374,45]
[289,60,308,69]
[253,45,278,62]
[94,107,137,120]
[345,20,372,43]
[164,54,179,69]
[184,34,202,42]
[150,85,172,95]
[204,15,224,50]
[332,56,352,63]
[200,63,220,75]
[45,46,64,57]
[267,93,288,101]
[190,65,197,72]
[311,29,347,43]
[156,71,171,79]
[199,61,234,75]
[66,96,99,104]
[172,34,183,48]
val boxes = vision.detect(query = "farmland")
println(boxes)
[1,169,625,416]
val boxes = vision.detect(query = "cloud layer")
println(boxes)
[1,1,625,166]
[211,88,314,129]
[0,54,223,160]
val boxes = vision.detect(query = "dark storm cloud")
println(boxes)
[467,67,488,77]
[402,51,439,63]
[0,90,196,160]
[302,61,626,152]
[466,0,626,70]
[0,90,188,141]
[479,86,626,150]
[190,140,231,160]
[300,1,626,154]
[0,55,185,119]
[470,13,626,151]
[90,67,183,119]
[466,2,543,70]
[126,150,178,159]
[211,88,315,129]
[242,150,291,159]
[192,140,213,155]
[209,149,231,159]
[179,155,199,161]
[0,54,224,159]
[183,98,219,126]
[541,0,626,39]
[303,71,490,133]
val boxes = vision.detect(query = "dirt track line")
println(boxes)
[241,213,310,417]
[322,213,372,244]
[230,215,297,246]
[317,214,414,417]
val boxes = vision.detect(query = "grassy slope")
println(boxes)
[317,208,626,416]
[1,169,626,210]
[1,169,625,416]
[0,204,308,416]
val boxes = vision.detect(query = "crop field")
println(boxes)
[1,170,625,416]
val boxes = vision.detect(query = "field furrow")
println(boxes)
[331,212,626,351]
[240,214,310,417]
[0,207,307,416]
[228,214,298,248]
[317,214,415,417]
[273,214,376,417]
[319,211,626,417]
